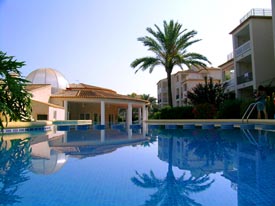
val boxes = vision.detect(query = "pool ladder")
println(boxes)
[242,102,263,123]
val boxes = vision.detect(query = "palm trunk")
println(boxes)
[167,71,173,107]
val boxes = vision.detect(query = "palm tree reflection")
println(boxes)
[132,129,214,206]
[0,138,31,205]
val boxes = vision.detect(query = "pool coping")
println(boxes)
[145,119,275,125]
[2,119,275,134]
[2,120,92,134]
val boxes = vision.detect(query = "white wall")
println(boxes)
[31,85,52,103]
[49,107,65,120]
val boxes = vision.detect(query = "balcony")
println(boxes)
[158,88,168,93]
[235,41,251,58]
[237,72,253,84]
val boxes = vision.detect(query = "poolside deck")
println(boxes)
[145,119,275,127]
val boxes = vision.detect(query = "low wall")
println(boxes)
[2,120,93,134]
[3,121,53,129]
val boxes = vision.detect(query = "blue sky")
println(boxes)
[0,0,271,97]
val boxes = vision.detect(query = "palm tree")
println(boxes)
[140,94,158,116]
[131,20,210,107]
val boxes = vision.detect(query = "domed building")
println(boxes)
[26,68,69,94]
[30,149,68,175]
[26,68,149,127]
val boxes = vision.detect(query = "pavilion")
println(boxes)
[26,68,149,128]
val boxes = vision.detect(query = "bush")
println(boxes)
[154,106,194,119]
[193,103,217,119]
[240,99,257,119]
[218,99,242,119]
[266,95,275,119]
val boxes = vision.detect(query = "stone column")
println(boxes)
[100,130,105,142]
[101,101,105,126]
[138,107,142,124]
[127,103,132,129]
[64,100,68,120]
[142,104,148,122]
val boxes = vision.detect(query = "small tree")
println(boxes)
[187,76,226,108]
[0,51,32,131]
[187,77,226,118]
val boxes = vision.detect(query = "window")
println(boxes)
[94,113,98,123]
[53,111,57,119]
[80,114,85,120]
[37,114,48,120]
[80,113,90,120]
[85,113,90,120]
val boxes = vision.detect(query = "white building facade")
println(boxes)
[157,67,221,108]
[230,9,275,99]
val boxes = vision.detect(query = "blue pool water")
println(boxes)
[1,124,275,206]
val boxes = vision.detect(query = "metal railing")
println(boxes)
[237,72,253,84]
[235,41,251,57]
[240,8,272,23]
[241,102,263,123]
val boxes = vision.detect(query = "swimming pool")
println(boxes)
[1,124,275,206]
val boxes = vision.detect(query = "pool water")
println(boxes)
[1,125,275,206]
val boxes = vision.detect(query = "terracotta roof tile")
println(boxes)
[51,83,149,103]
[26,84,51,91]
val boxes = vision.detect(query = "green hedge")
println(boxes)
[152,106,194,119]
[218,99,242,119]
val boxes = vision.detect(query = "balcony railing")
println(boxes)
[240,8,272,23]
[235,41,251,57]
[237,72,253,84]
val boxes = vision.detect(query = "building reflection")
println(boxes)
[2,125,275,205]
[2,126,148,176]
[156,128,275,206]
[1,127,149,204]
[224,129,275,206]
[47,127,147,159]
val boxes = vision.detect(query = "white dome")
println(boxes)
[26,68,69,93]
[30,150,68,175]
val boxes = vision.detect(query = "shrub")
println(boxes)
[218,99,242,119]
[266,94,275,119]
[240,99,257,119]
[155,106,194,119]
[193,103,217,119]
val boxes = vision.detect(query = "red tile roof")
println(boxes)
[51,83,149,103]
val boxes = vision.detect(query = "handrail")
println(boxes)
[241,102,263,123]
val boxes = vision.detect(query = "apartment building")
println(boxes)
[157,67,221,108]
[230,8,275,99]
[219,53,235,94]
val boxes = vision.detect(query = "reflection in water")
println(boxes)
[47,127,148,159]
[0,127,148,205]
[0,138,31,205]
[1,125,275,205]
[225,129,275,206]
[132,129,214,206]
[140,127,275,206]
